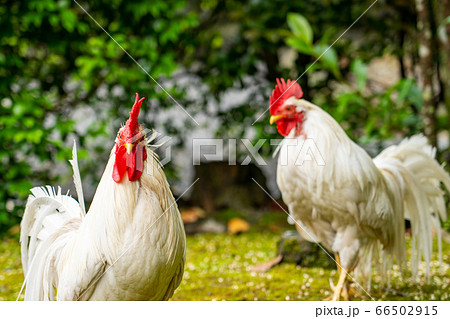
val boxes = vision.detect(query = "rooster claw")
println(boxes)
[325,277,352,301]
[329,277,336,291]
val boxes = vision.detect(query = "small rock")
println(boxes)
[277,231,312,264]
[197,219,227,234]
[277,230,334,268]
[184,218,226,234]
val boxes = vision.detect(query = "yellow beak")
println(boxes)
[124,143,133,154]
[269,114,285,125]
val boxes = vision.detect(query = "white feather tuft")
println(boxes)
[18,186,83,300]
[69,140,86,215]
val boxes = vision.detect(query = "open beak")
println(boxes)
[270,114,285,125]
[124,143,133,154]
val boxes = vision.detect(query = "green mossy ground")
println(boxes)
[1,216,449,301]
[0,237,22,301]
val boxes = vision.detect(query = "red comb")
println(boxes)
[124,93,145,137]
[270,78,303,114]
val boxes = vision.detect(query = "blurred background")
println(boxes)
[1,0,450,300]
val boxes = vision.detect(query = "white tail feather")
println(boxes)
[373,135,450,279]
[18,186,83,300]
[69,140,86,215]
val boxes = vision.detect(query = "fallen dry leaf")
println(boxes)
[180,207,205,224]
[250,255,283,272]
[227,218,250,235]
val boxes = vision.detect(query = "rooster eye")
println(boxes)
[286,105,293,111]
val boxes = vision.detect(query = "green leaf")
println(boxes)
[364,118,376,135]
[396,78,413,105]
[9,180,33,197]
[407,83,424,109]
[287,13,313,45]
[61,9,77,32]
[313,44,340,78]
[402,114,420,127]
[49,14,59,27]
[444,15,450,24]
[285,37,314,55]
[304,61,322,74]
[350,59,367,92]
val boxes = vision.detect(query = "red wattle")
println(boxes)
[276,112,304,137]
[128,146,147,181]
[113,146,127,182]
[113,143,148,183]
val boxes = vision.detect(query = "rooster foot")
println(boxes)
[325,277,353,301]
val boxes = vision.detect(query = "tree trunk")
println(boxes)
[438,0,450,164]
[439,0,450,121]
[429,0,450,165]
[415,0,437,146]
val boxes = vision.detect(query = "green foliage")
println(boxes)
[0,0,447,233]
[351,58,368,92]
[330,78,424,145]
[285,13,425,147]
[286,13,340,78]
[184,0,427,153]
[287,13,313,45]
[443,219,450,233]
[0,0,198,232]
[0,237,22,300]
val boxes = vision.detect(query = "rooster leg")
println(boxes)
[341,281,350,301]
[339,256,351,301]
[345,260,360,298]
[327,254,358,301]
[326,277,350,301]
[328,253,342,287]
[335,254,341,275]
[326,254,346,300]
[331,265,348,301]
[329,253,341,287]
[330,258,359,301]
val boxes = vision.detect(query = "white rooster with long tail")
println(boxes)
[269,79,450,300]
[19,94,185,300]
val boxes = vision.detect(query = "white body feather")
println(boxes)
[19,143,185,300]
[276,99,450,287]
